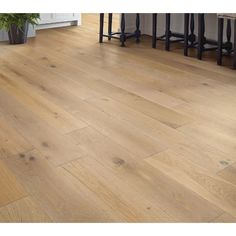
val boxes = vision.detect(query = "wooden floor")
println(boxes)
[0,14,236,222]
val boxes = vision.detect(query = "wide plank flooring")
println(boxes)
[0,14,235,222]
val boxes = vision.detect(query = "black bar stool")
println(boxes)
[196,14,220,60]
[152,14,185,50]
[99,13,141,47]
[217,14,236,69]
[184,14,224,60]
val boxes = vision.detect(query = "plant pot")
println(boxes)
[8,22,29,44]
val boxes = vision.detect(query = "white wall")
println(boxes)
[120,14,147,34]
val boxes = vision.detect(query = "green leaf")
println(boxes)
[0,13,40,31]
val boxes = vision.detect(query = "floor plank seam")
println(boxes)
[0,195,27,210]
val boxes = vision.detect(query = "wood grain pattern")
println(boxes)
[0,160,27,207]
[3,149,124,222]
[0,88,85,166]
[85,95,186,145]
[0,14,235,222]
[0,70,87,134]
[0,115,33,159]
[0,196,51,222]
[72,99,168,158]
[67,126,223,222]
[145,152,236,218]
[212,213,236,223]
[217,163,236,186]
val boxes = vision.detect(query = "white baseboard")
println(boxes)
[36,20,79,30]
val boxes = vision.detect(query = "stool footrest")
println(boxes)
[99,13,141,47]
[202,46,218,51]
[156,32,184,42]
[102,32,136,40]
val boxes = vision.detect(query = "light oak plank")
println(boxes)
[0,160,27,207]
[86,95,186,145]
[1,41,191,129]
[0,196,52,222]
[73,78,191,129]
[0,88,85,166]
[178,122,236,157]
[217,163,236,186]
[4,149,124,222]
[72,100,167,158]
[68,126,223,222]
[158,141,236,173]
[63,156,173,222]
[173,102,236,139]
[0,70,87,134]
[145,151,236,218]
[212,213,236,223]
[0,115,33,159]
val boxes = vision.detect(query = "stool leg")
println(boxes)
[189,13,196,46]
[165,13,171,51]
[99,13,104,43]
[152,14,157,48]
[184,13,189,56]
[197,13,204,60]
[108,13,112,40]
[120,13,126,47]
[135,13,141,43]
[217,18,224,66]
[226,19,232,55]
[233,20,236,69]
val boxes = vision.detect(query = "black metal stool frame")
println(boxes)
[197,14,219,60]
[184,14,231,61]
[99,13,141,47]
[217,17,236,69]
[184,13,197,56]
[152,13,185,50]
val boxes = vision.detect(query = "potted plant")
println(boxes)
[0,13,40,44]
